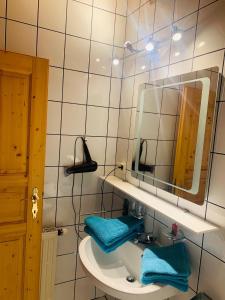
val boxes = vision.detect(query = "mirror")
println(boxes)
[132,67,220,205]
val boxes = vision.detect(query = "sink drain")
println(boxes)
[126,275,136,283]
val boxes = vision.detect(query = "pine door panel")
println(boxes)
[0,51,48,300]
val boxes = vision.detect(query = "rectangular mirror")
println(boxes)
[132,67,220,205]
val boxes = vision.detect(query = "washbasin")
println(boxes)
[79,236,180,300]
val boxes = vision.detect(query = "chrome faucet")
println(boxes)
[127,200,157,245]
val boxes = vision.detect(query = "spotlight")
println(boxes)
[172,32,182,41]
[172,26,182,41]
[145,41,154,52]
[112,58,120,66]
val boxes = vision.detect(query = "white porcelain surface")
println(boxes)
[92,8,115,44]
[48,67,63,101]
[63,70,88,104]
[116,0,127,16]
[94,0,116,12]
[47,101,61,134]
[38,29,65,67]
[79,236,179,300]
[67,0,92,38]
[65,35,90,72]
[86,106,108,136]
[102,176,219,234]
[114,15,126,47]
[7,0,38,25]
[61,103,86,135]
[6,20,36,56]
[39,0,66,32]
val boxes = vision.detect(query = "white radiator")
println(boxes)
[40,228,58,300]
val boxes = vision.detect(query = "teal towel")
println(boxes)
[84,215,144,253]
[141,242,191,292]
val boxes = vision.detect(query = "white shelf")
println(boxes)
[101,176,219,235]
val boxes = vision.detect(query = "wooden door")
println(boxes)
[0,51,48,299]
[173,86,216,204]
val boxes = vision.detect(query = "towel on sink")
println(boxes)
[141,242,191,292]
[84,215,144,253]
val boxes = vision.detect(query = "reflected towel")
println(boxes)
[84,215,144,253]
[141,242,191,292]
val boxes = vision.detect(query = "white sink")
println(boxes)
[79,236,180,300]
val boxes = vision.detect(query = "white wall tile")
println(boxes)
[154,0,174,31]
[85,137,107,165]
[118,108,131,138]
[45,135,60,166]
[92,8,115,44]
[58,168,82,197]
[127,0,140,15]
[80,194,101,215]
[86,106,108,136]
[214,102,225,154]
[55,253,76,284]
[57,226,77,255]
[112,47,124,78]
[116,0,127,16]
[108,108,119,137]
[0,18,5,50]
[114,15,126,47]
[110,78,122,108]
[47,101,61,134]
[195,1,225,56]
[6,20,36,56]
[61,103,86,135]
[63,70,88,104]
[59,135,84,167]
[174,0,198,20]
[55,281,74,300]
[56,197,79,226]
[82,166,104,195]
[48,67,63,101]
[199,251,225,300]
[7,0,38,25]
[43,198,56,227]
[126,11,139,43]
[208,154,225,208]
[67,0,92,39]
[74,277,95,300]
[38,28,65,67]
[121,77,134,108]
[94,0,116,12]
[106,138,117,165]
[192,50,225,72]
[90,41,113,76]
[138,1,155,39]
[65,35,90,71]
[88,74,110,106]
[44,167,58,198]
[39,0,67,32]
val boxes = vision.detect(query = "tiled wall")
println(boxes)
[116,0,225,299]
[0,0,127,299]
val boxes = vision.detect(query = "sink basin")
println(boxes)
[79,236,180,300]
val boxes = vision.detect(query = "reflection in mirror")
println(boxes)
[132,67,220,205]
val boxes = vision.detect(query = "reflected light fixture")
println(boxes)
[145,41,155,52]
[172,26,182,41]
[112,58,120,66]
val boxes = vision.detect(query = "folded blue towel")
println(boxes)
[84,215,144,253]
[141,242,191,292]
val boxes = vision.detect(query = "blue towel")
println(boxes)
[141,242,191,292]
[84,215,144,253]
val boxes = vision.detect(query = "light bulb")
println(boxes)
[145,41,154,52]
[172,32,182,41]
[112,58,120,66]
